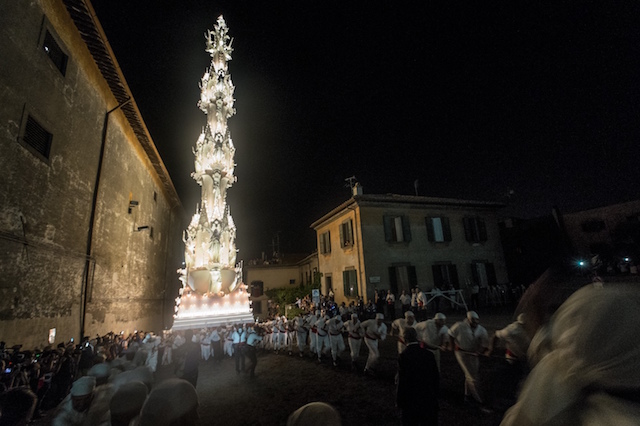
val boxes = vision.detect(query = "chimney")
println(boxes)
[352,183,363,196]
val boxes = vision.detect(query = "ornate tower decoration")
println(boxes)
[173,16,253,329]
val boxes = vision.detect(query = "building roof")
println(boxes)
[62,0,181,210]
[310,193,506,229]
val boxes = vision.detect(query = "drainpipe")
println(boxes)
[80,98,131,340]
[347,204,365,301]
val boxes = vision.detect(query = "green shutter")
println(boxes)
[479,218,488,241]
[408,265,417,288]
[383,216,392,242]
[426,217,435,242]
[389,266,398,294]
[432,265,443,287]
[442,217,452,241]
[486,263,497,286]
[449,264,459,288]
[402,216,412,242]
[339,223,345,247]
[463,217,473,242]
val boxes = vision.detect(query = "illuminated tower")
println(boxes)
[173,16,253,329]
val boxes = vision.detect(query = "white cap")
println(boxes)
[88,362,110,379]
[404,311,415,318]
[467,311,479,320]
[375,313,384,320]
[71,376,96,396]
[434,313,446,320]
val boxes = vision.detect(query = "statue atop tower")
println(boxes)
[173,16,253,329]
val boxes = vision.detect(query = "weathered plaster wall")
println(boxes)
[0,1,183,348]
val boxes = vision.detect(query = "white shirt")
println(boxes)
[400,293,411,305]
[328,317,344,335]
[495,320,530,358]
[415,319,449,348]
[346,319,363,338]
[448,320,489,352]
[361,319,388,341]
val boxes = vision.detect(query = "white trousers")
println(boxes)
[329,334,346,360]
[364,337,380,369]
[348,337,362,361]
[454,351,482,403]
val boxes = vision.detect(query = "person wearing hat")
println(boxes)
[327,314,345,367]
[52,375,109,426]
[360,313,387,375]
[287,402,341,426]
[294,312,309,358]
[396,327,439,426]
[345,313,363,370]
[109,381,148,426]
[138,379,198,426]
[391,311,418,354]
[399,290,411,316]
[448,311,490,406]
[489,313,530,364]
[0,387,37,426]
[245,326,263,379]
[307,310,320,357]
[415,313,449,371]
[314,314,331,363]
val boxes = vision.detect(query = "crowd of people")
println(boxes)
[2,273,638,425]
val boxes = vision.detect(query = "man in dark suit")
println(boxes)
[396,327,439,426]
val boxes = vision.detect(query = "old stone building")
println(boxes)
[311,190,509,305]
[0,0,184,348]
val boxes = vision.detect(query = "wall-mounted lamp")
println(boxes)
[128,200,139,214]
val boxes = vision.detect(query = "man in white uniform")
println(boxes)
[391,311,417,354]
[294,312,308,357]
[361,313,387,374]
[327,315,346,367]
[315,314,330,362]
[489,313,530,363]
[448,311,489,405]
[415,312,449,371]
[345,313,363,370]
[308,310,320,357]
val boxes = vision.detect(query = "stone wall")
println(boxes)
[0,1,183,348]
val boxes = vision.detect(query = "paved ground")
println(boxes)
[158,307,517,426]
[35,307,518,425]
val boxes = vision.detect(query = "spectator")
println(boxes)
[0,387,37,426]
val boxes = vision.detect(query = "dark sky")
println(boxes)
[92,1,640,260]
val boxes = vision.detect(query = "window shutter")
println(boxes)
[432,265,443,287]
[339,223,345,247]
[346,220,353,245]
[442,217,452,241]
[486,263,497,286]
[479,218,488,241]
[426,217,435,242]
[388,267,398,295]
[408,265,418,288]
[402,216,411,242]
[343,271,349,295]
[326,231,331,252]
[463,217,473,242]
[471,263,480,284]
[449,264,459,288]
[383,216,392,242]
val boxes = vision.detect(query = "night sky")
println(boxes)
[92,1,640,260]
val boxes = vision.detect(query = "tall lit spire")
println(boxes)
[173,16,253,329]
